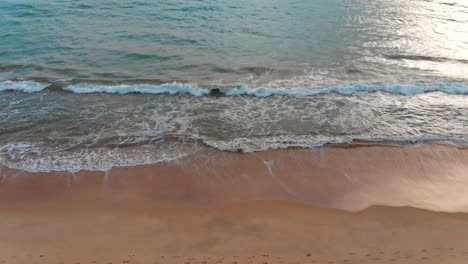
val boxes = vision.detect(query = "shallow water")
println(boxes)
[2,91,468,172]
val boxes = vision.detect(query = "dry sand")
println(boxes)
[1,143,468,263]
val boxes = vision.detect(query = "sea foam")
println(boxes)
[2,80,468,97]
[220,83,468,97]
[65,82,210,96]
[64,82,468,97]
[0,80,49,92]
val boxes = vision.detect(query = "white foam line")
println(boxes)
[64,82,210,96]
[2,80,468,97]
[0,80,49,92]
[64,82,468,97]
[221,83,468,97]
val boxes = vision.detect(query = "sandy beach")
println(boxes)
[2,143,468,263]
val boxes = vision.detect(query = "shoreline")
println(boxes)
[2,141,468,212]
[2,142,468,263]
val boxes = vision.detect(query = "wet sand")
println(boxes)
[2,142,468,263]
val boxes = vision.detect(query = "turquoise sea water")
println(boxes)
[1,0,468,172]
[1,0,467,83]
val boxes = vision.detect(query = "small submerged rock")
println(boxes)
[209,88,222,97]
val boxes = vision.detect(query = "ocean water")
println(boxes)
[1,0,468,172]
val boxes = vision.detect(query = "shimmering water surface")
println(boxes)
[1,0,468,82]
[1,0,468,171]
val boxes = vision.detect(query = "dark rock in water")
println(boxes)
[45,83,65,92]
[209,88,222,97]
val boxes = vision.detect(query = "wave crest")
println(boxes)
[0,80,49,92]
[64,82,210,96]
[2,80,468,97]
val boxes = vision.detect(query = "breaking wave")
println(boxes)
[0,80,49,92]
[2,80,468,97]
